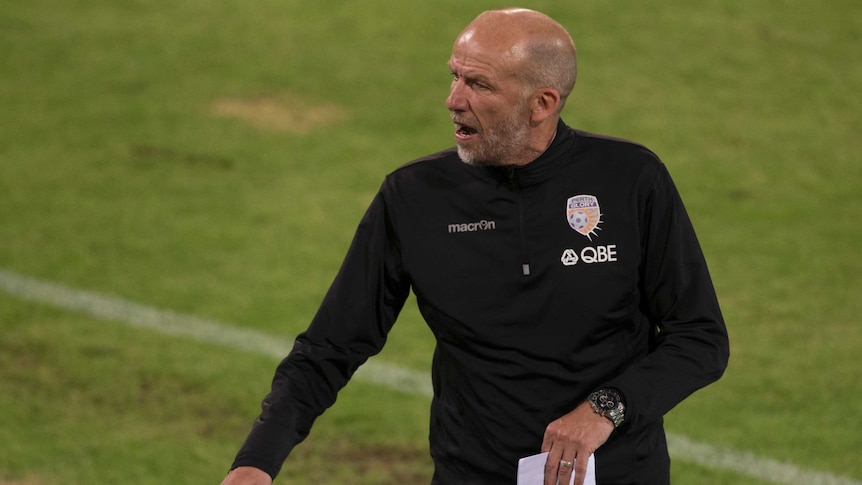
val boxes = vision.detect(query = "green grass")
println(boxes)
[1,0,860,483]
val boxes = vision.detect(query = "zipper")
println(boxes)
[507,167,531,276]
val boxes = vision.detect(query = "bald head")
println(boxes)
[457,8,577,106]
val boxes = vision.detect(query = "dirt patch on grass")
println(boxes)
[210,94,348,134]
[127,144,234,169]
[0,477,46,485]
[336,442,432,481]
[284,436,434,484]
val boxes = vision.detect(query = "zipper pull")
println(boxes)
[507,166,517,187]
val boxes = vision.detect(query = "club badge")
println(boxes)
[566,194,602,240]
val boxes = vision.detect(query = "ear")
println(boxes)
[530,88,562,123]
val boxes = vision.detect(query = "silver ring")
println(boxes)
[560,460,574,468]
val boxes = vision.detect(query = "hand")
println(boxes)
[541,401,614,485]
[220,466,272,485]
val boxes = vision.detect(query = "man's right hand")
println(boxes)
[219,466,272,485]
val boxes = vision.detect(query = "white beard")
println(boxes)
[456,101,532,167]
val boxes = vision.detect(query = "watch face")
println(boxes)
[595,391,617,411]
[590,389,624,428]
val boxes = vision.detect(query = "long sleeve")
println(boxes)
[230,191,412,478]
[605,164,729,428]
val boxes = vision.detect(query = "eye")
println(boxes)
[449,70,492,92]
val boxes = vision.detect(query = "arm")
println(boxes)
[603,163,729,427]
[227,191,412,478]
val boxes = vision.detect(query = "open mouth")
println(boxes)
[453,120,479,140]
[457,124,477,136]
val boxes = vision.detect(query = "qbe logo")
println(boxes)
[561,245,618,266]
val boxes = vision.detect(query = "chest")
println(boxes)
[395,177,644,340]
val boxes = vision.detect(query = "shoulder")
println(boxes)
[382,147,474,191]
[571,129,663,168]
[560,128,668,190]
[388,147,461,176]
[555,128,684,209]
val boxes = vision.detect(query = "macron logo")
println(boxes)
[448,219,497,234]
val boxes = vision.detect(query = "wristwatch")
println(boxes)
[588,388,626,428]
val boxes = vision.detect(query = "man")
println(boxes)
[221,8,729,485]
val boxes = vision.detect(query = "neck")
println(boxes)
[509,122,558,166]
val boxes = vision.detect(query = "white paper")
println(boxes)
[517,451,595,485]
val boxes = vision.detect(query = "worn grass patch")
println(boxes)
[210,94,349,134]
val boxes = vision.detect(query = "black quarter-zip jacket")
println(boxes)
[232,121,730,484]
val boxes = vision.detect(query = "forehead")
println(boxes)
[448,30,523,80]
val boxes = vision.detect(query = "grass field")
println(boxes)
[1,1,860,484]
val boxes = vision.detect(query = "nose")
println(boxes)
[446,78,467,112]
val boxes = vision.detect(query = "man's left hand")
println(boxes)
[541,400,613,485]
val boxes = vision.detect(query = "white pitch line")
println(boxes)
[0,270,433,397]
[666,433,861,485]
[0,269,858,485]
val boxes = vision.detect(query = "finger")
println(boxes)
[542,426,563,484]
[572,452,590,485]
[558,457,576,485]
[543,455,560,485]
[541,431,554,453]
[544,450,576,485]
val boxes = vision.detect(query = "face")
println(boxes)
[446,35,535,166]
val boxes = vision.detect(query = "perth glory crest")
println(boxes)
[566,194,602,240]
